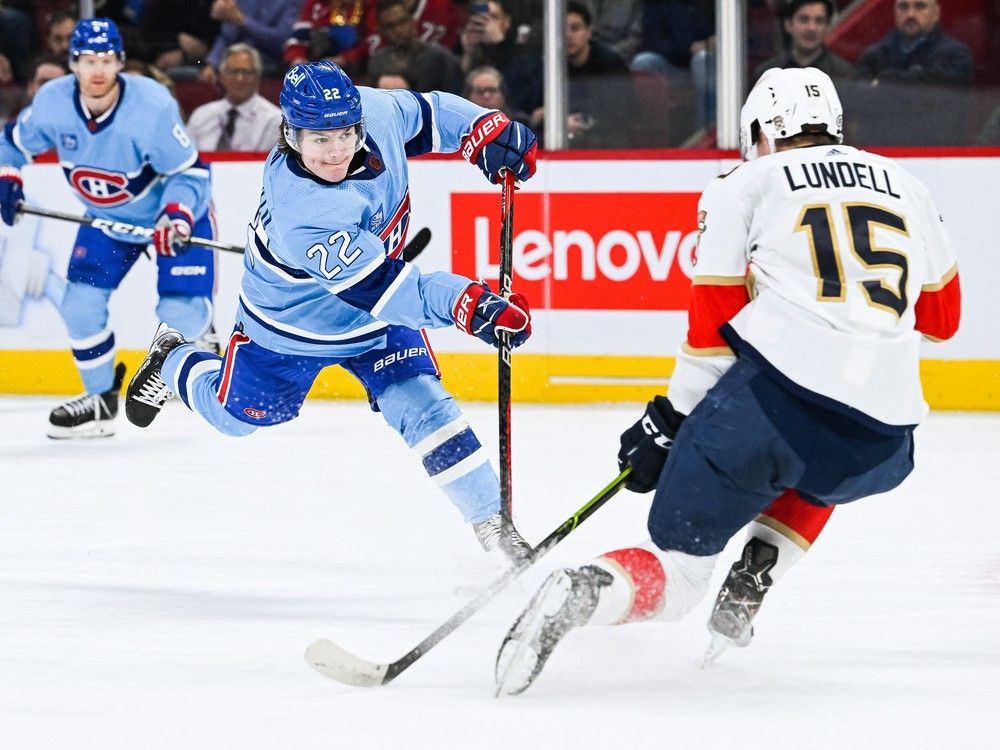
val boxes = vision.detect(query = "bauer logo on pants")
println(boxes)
[450,192,700,311]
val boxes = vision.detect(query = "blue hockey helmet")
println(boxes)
[69,18,125,63]
[280,61,365,152]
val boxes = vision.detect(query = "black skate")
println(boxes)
[473,510,533,566]
[125,324,185,428]
[47,362,126,439]
[495,565,612,695]
[706,537,779,655]
[194,324,221,356]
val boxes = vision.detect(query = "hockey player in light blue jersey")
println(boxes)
[0,18,218,439]
[125,60,539,564]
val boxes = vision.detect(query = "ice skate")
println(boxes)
[704,538,778,664]
[125,323,185,428]
[47,362,126,439]
[473,509,533,566]
[193,324,221,355]
[495,565,611,695]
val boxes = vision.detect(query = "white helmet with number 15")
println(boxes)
[739,67,843,161]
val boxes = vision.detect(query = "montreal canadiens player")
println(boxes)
[0,18,217,439]
[124,60,538,564]
[494,67,962,694]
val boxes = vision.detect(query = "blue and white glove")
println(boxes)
[454,281,532,349]
[461,111,537,185]
[0,166,24,227]
[152,202,194,257]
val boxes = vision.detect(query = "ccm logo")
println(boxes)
[169,266,208,276]
[454,291,475,328]
[461,112,506,161]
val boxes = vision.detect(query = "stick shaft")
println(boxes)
[17,204,244,254]
[498,172,515,515]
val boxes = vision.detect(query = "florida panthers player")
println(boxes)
[0,18,217,439]
[124,61,538,563]
[494,67,962,694]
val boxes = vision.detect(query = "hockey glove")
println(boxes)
[461,111,537,185]
[617,395,685,493]
[454,281,532,349]
[152,202,194,257]
[0,166,24,226]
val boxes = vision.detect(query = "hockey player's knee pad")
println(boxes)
[156,295,212,340]
[60,281,112,339]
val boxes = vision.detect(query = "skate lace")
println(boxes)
[134,371,174,407]
[474,514,504,549]
[61,393,102,418]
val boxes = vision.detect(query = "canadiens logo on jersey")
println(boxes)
[379,193,410,258]
[65,163,159,207]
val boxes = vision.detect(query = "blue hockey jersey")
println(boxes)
[240,87,490,357]
[0,74,211,244]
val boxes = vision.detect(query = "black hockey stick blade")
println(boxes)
[17,203,245,254]
[401,227,431,262]
[305,468,631,687]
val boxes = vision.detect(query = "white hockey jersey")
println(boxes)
[673,144,958,429]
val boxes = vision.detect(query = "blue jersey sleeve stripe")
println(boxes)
[335,257,409,314]
[369,262,414,317]
[404,91,436,157]
[421,427,482,476]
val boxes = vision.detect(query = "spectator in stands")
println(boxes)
[0,3,36,84]
[367,0,462,93]
[590,0,643,64]
[631,0,716,129]
[750,0,851,86]
[458,1,541,116]
[138,0,219,74]
[856,0,973,86]
[26,54,71,101]
[186,43,281,151]
[977,106,1000,145]
[373,69,414,89]
[201,0,298,83]
[463,64,528,124]
[46,11,78,59]
[284,0,366,70]
[528,0,633,148]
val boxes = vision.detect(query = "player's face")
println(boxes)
[784,3,831,55]
[298,126,360,182]
[74,54,123,99]
[894,0,939,39]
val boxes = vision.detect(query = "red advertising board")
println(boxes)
[450,192,700,310]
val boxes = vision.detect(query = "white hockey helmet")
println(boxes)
[739,67,843,161]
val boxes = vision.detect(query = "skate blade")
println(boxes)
[702,634,731,669]
[47,422,116,440]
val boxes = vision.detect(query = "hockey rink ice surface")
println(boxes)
[1,397,997,749]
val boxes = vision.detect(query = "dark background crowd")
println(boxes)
[2,0,1000,150]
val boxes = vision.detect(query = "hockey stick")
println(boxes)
[498,171,515,515]
[401,226,431,262]
[16,203,245,254]
[305,468,631,688]
[19,203,434,262]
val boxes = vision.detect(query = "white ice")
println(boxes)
[1,398,997,749]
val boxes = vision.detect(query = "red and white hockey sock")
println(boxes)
[749,489,835,582]
[583,541,717,626]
